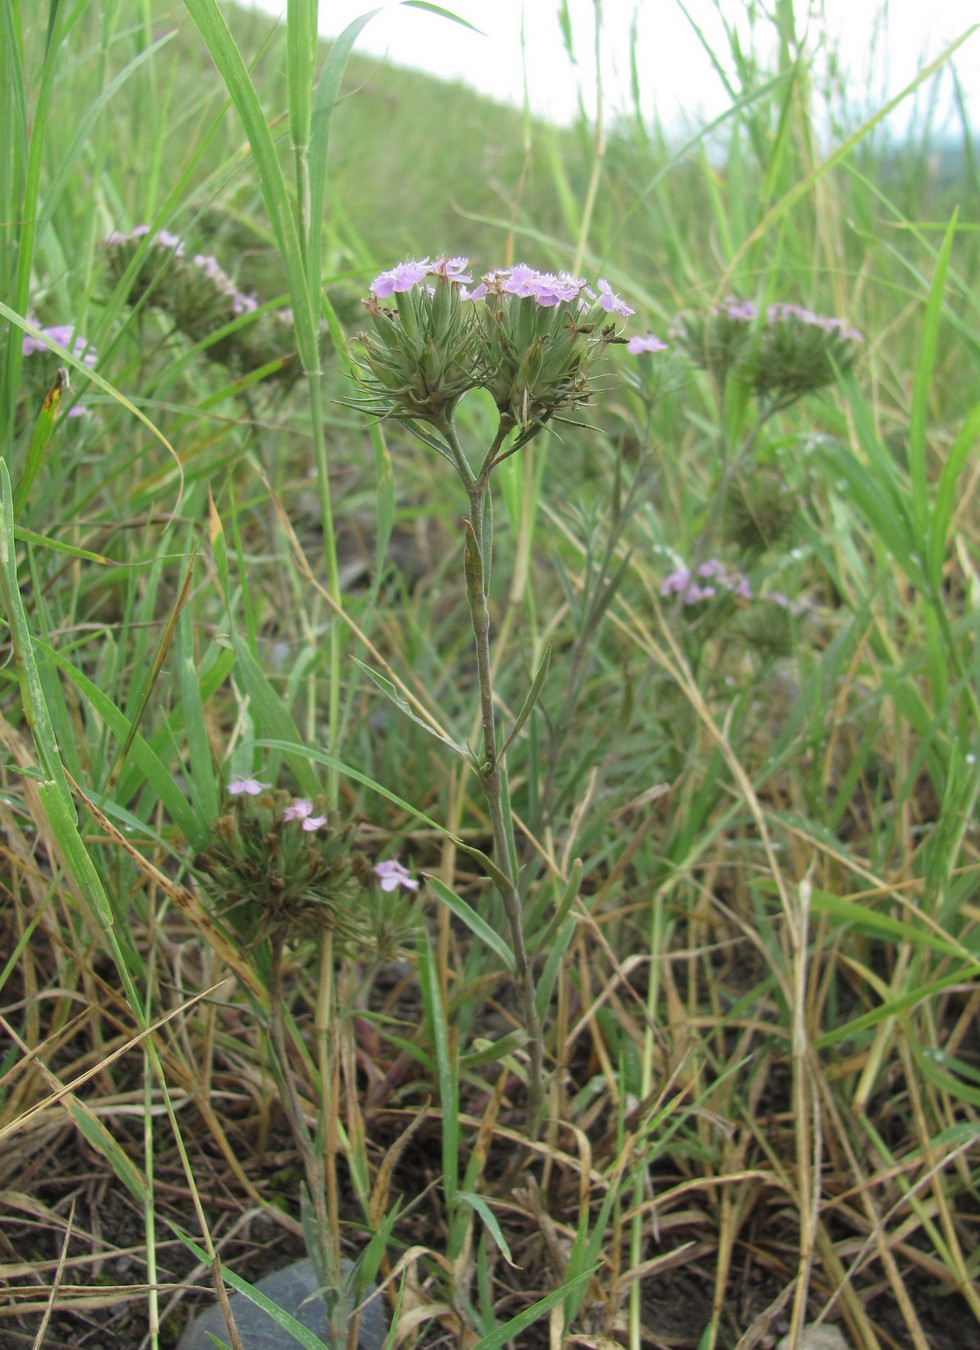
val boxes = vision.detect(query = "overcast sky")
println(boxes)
[242,0,978,133]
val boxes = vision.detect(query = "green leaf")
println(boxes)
[177,605,220,829]
[417,928,459,1210]
[35,638,208,845]
[809,887,972,960]
[37,779,114,930]
[0,459,71,811]
[307,8,385,279]
[350,656,469,757]
[530,858,582,957]
[207,485,230,602]
[468,1267,598,1350]
[14,366,65,514]
[165,1232,333,1350]
[914,1043,980,1108]
[61,1094,148,1205]
[927,398,980,591]
[458,1191,517,1266]
[180,0,318,370]
[424,875,515,972]
[815,966,979,1049]
[909,211,957,542]
[501,642,551,758]
[231,636,322,800]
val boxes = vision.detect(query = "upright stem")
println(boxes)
[453,417,545,1131]
[269,932,344,1340]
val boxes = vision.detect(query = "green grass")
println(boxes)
[0,2,978,1348]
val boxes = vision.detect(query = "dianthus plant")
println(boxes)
[352,258,665,1128]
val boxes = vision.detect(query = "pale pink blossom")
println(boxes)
[374,859,420,892]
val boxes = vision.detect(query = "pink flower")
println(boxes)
[228,777,271,796]
[22,325,97,368]
[720,297,757,322]
[499,263,541,298]
[660,568,691,597]
[374,859,420,893]
[627,333,668,355]
[427,256,472,283]
[530,271,585,306]
[597,279,634,317]
[370,259,430,298]
[106,225,186,254]
[153,229,185,253]
[283,799,327,831]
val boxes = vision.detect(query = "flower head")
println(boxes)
[597,279,634,317]
[370,259,431,298]
[103,227,306,386]
[429,256,472,283]
[673,291,862,397]
[660,559,751,606]
[498,263,542,299]
[22,325,97,368]
[374,859,420,892]
[351,257,662,444]
[228,776,271,796]
[106,225,186,255]
[756,301,863,397]
[196,788,374,948]
[627,333,668,354]
[283,798,328,831]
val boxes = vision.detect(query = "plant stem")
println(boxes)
[269,932,344,1340]
[448,414,545,1132]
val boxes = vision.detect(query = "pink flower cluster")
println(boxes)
[703,295,862,344]
[661,560,810,614]
[21,323,97,416]
[282,798,328,831]
[370,256,472,296]
[22,324,98,367]
[366,258,673,363]
[228,778,325,831]
[374,859,420,893]
[766,301,863,344]
[226,777,419,887]
[106,226,258,316]
[106,225,185,254]
[369,257,640,319]
[479,264,635,315]
[661,559,753,606]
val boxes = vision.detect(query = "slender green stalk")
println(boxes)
[268,931,345,1343]
[435,412,546,1131]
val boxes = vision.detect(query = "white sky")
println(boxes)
[242,1,978,133]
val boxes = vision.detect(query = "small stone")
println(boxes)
[776,1326,849,1350]
[177,1257,387,1350]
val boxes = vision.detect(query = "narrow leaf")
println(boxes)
[35,638,202,845]
[468,1267,598,1350]
[500,642,551,758]
[909,211,958,541]
[423,875,515,972]
[37,779,114,930]
[0,460,71,810]
[351,656,469,757]
[107,546,199,792]
[231,636,322,799]
[927,398,980,591]
[14,366,65,514]
[458,1191,517,1267]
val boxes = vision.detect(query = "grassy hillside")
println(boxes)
[1,2,977,1348]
